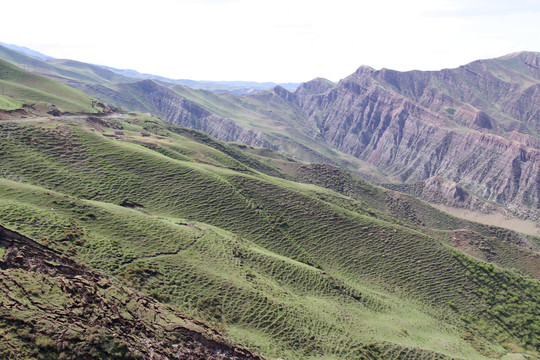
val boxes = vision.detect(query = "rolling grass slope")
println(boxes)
[1,114,539,359]
[0,59,103,115]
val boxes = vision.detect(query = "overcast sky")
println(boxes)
[2,0,540,82]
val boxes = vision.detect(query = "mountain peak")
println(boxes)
[355,65,376,74]
[295,77,335,96]
[270,85,296,102]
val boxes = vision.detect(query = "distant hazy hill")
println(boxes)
[0,43,298,95]
[0,44,134,87]
[0,41,54,61]
[99,64,300,95]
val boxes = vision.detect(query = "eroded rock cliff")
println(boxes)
[288,52,540,214]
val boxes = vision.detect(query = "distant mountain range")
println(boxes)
[0,43,538,220]
[0,42,299,95]
[0,41,54,61]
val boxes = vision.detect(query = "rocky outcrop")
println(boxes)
[0,225,265,360]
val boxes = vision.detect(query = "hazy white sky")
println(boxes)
[2,0,540,82]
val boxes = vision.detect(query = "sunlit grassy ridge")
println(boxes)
[1,116,539,359]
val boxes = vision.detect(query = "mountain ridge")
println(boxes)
[0,44,538,217]
[268,53,540,216]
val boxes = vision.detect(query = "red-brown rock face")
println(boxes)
[292,52,540,213]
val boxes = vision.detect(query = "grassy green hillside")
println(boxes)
[1,114,539,359]
[0,59,105,115]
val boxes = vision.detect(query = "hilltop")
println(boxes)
[0,43,299,96]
